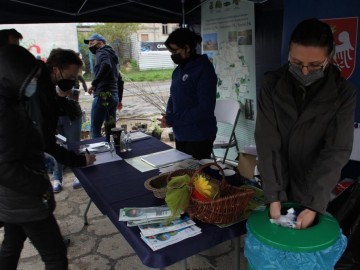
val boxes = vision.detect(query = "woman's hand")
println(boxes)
[157,115,169,128]
[269,201,281,219]
[296,209,317,229]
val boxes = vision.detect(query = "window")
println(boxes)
[141,34,149,42]
[162,24,168,35]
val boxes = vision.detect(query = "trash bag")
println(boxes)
[245,224,347,270]
[328,177,360,269]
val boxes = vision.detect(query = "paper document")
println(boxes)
[88,151,122,166]
[139,216,196,237]
[140,149,192,168]
[80,142,110,154]
[129,131,151,142]
[119,206,172,221]
[141,225,202,251]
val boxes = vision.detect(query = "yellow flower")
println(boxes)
[193,175,213,197]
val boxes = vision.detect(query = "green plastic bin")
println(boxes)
[245,202,342,269]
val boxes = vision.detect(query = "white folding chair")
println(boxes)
[212,99,241,164]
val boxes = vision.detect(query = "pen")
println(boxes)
[85,148,90,155]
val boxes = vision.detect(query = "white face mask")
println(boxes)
[24,81,37,98]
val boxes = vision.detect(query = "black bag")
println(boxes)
[328,177,360,269]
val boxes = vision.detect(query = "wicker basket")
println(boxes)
[166,163,256,224]
[144,173,171,199]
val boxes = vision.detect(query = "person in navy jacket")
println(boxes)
[158,28,217,160]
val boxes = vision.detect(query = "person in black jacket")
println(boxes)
[0,45,68,269]
[84,33,124,138]
[255,19,356,229]
[26,49,96,171]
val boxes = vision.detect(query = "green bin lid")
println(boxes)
[247,202,340,252]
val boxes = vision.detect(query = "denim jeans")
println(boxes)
[90,92,119,139]
[0,215,68,270]
[53,116,82,182]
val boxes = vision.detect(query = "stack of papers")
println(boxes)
[138,216,196,237]
[141,149,192,168]
[119,207,201,251]
[80,142,110,154]
[129,131,151,142]
[119,206,172,223]
[140,224,201,251]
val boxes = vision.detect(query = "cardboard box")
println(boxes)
[238,153,257,179]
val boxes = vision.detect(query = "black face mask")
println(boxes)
[89,44,99,55]
[57,79,75,91]
[171,53,184,65]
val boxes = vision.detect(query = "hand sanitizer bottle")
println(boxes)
[120,132,127,153]
[109,135,115,157]
[126,132,132,151]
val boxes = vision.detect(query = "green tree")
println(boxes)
[94,23,140,63]
[93,23,140,43]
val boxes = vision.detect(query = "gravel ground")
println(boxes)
[79,80,174,142]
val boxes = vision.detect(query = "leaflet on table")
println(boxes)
[129,131,151,142]
[127,217,171,227]
[158,158,200,173]
[87,151,122,166]
[138,216,196,237]
[119,206,172,221]
[80,142,111,154]
[141,225,202,251]
[140,149,192,168]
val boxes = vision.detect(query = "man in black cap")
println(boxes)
[84,33,124,138]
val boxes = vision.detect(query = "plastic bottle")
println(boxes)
[126,132,132,151]
[120,132,127,153]
[109,135,115,157]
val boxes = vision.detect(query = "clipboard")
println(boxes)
[140,149,192,168]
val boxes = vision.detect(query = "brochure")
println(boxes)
[119,206,172,221]
[140,149,192,168]
[138,216,196,237]
[141,225,202,251]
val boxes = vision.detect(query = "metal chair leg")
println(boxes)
[84,199,92,226]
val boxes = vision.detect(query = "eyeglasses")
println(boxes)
[288,58,328,73]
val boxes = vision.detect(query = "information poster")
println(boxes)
[201,1,256,158]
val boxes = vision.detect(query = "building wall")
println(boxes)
[0,23,79,61]
[137,23,178,41]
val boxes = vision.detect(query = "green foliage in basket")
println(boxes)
[165,174,191,220]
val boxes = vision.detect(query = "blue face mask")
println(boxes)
[24,81,37,98]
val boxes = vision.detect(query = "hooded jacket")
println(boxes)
[255,64,356,213]
[25,61,87,167]
[92,45,122,98]
[166,54,217,142]
[0,45,54,223]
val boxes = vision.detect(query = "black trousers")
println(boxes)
[175,137,215,160]
[0,214,68,270]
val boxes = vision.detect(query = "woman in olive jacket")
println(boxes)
[0,45,67,269]
[255,19,356,229]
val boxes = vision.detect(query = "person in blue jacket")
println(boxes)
[158,28,217,160]
[84,33,124,139]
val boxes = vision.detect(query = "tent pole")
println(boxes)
[181,0,186,28]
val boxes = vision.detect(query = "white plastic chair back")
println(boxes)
[214,99,240,125]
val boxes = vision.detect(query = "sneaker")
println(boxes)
[72,178,82,189]
[53,180,62,193]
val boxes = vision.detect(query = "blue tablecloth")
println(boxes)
[72,136,247,268]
